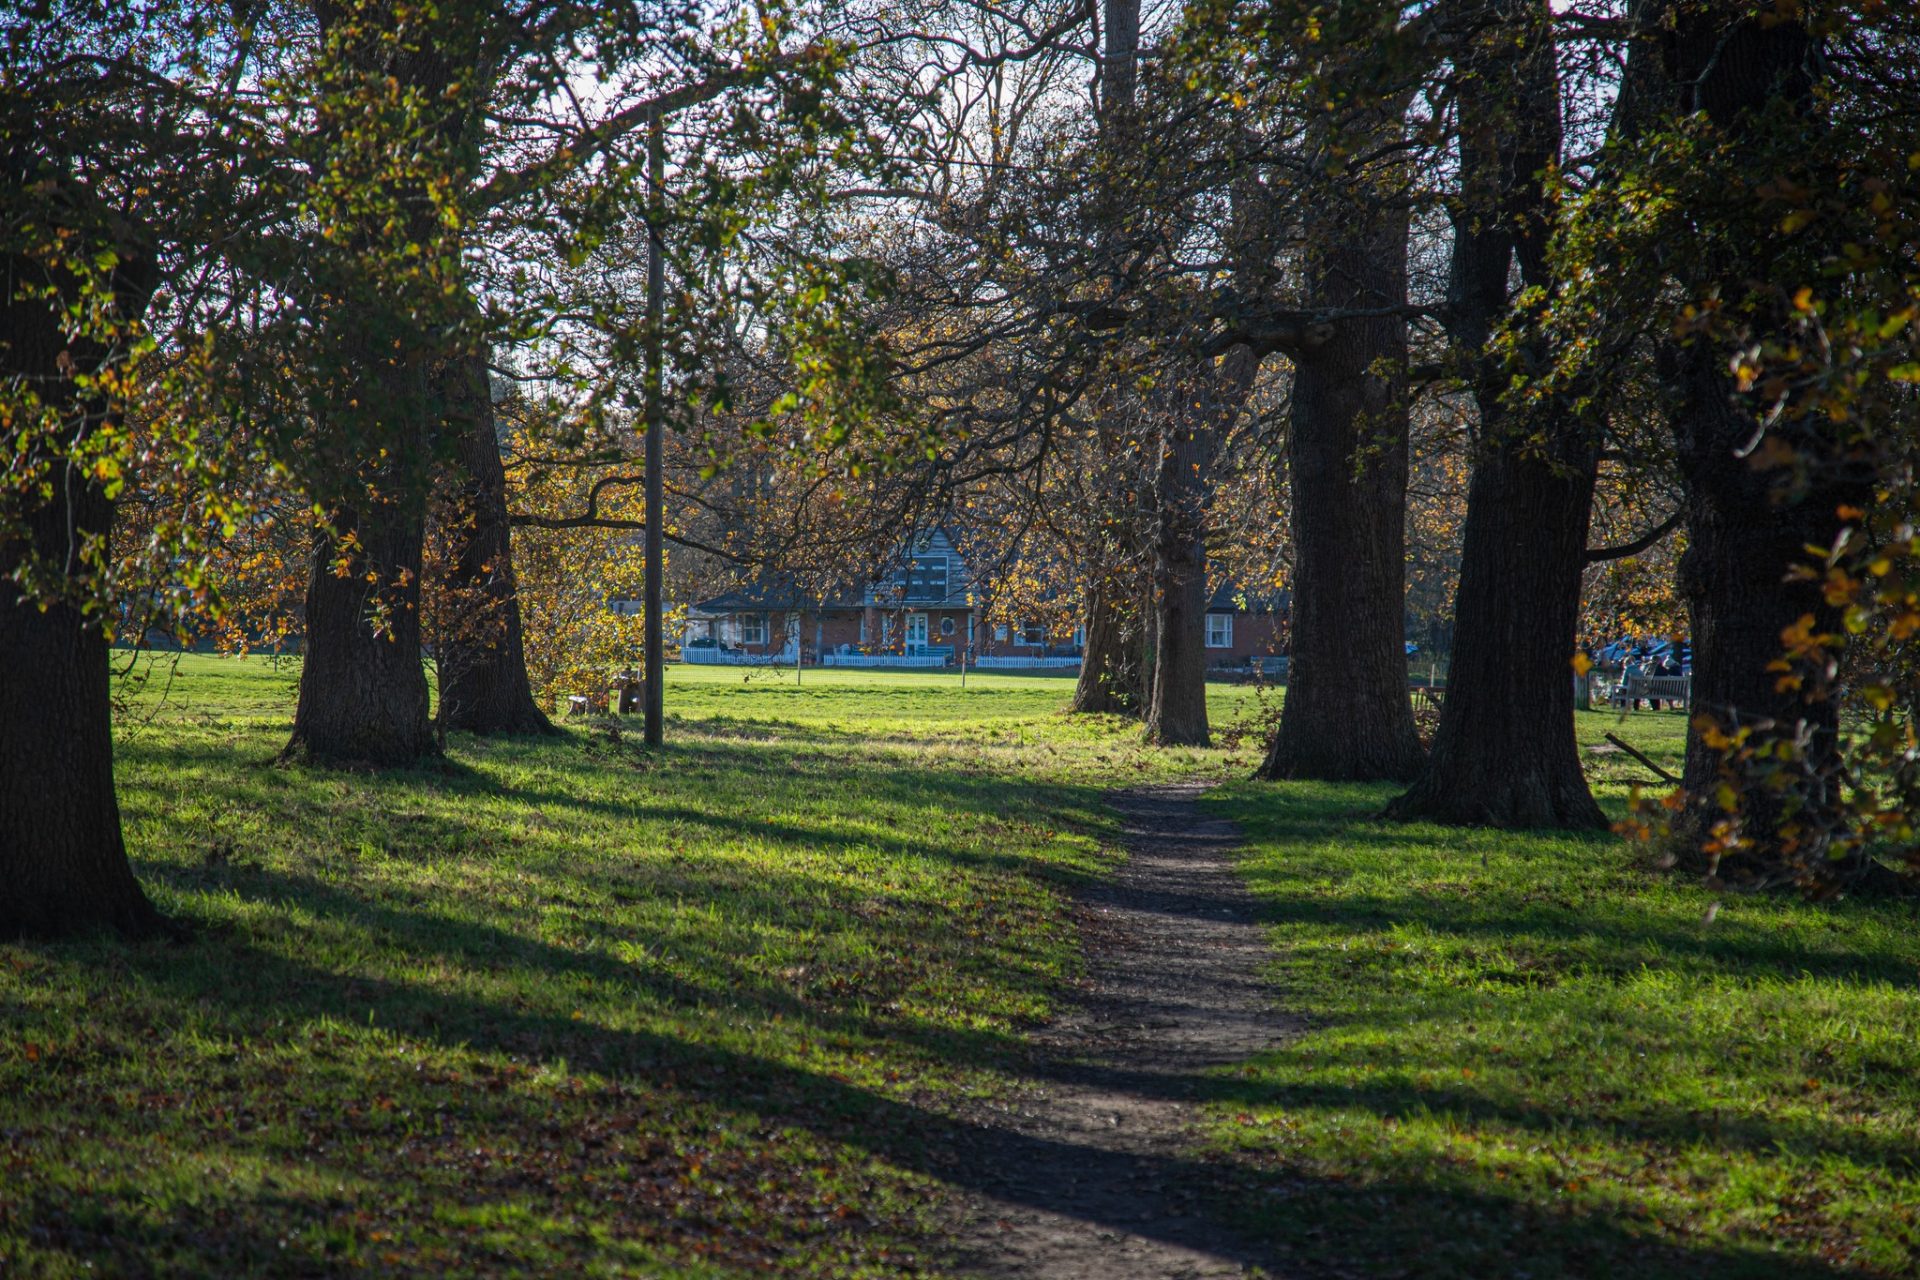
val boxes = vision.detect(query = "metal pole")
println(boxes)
[643,107,666,748]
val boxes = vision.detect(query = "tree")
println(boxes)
[0,0,266,936]
[275,0,480,765]
[1145,351,1257,745]
[0,179,164,937]
[1643,0,1865,870]
[432,353,555,736]
[1598,0,1919,888]
[1073,0,1155,720]
[1384,0,1607,825]
[268,0,862,762]
[1250,8,1426,782]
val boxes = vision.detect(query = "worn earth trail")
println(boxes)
[937,781,1296,1279]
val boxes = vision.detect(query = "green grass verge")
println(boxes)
[2,657,1260,1278]
[1204,710,1920,1278]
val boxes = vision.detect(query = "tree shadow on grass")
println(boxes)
[100,931,1882,1280]
[1238,880,1920,990]
[1211,1161,1869,1280]
[1219,796,1920,990]
[139,858,1040,1075]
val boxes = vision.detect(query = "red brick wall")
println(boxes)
[1204,612,1286,667]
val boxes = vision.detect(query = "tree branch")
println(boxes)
[1586,510,1681,562]
[474,48,830,211]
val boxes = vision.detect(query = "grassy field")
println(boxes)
[1204,711,1920,1278]
[5,659,1915,1277]
[2,657,1261,1278]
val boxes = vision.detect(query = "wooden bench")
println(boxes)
[1611,673,1690,708]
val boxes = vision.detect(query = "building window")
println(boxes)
[739,613,769,646]
[939,616,957,637]
[1020,621,1046,646]
[906,613,929,650]
[1206,613,1233,648]
[859,613,868,643]
[994,623,1008,641]
[907,555,948,601]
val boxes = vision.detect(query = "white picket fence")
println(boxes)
[972,656,1082,670]
[681,647,796,666]
[820,653,948,668]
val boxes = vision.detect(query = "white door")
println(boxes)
[905,613,929,652]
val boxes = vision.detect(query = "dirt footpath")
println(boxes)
[939,781,1296,1278]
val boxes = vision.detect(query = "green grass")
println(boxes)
[3,657,1259,1278]
[1203,709,1920,1278]
[11,661,1915,1277]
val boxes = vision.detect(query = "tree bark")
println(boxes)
[1649,2,1856,864]
[1260,208,1423,781]
[434,351,554,736]
[1100,0,1139,114]
[1070,0,1150,723]
[0,231,162,938]
[1385,440,1605,826]
[285,347,438,766]
[1144,510,1212,744]
[1666,351,1856,855]
[1384,0,1606,827]
[286,491,437,766]
[1073,571,1148,715]
[1145,353,1256,746]
[285,2,468,767]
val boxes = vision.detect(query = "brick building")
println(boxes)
[681,530,1287,669]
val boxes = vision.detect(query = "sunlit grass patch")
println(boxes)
[1206,711,1920,1278]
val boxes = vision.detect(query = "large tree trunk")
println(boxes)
[434,352,553,736]
[1650,2,1854,865]
[286,488,437,766]
[1144,521,1211,744]
[1260,217,1423,781]
[1385,439,1606,826]
[0,234,162,938]
[1385,0,1605,827]
[1070,0,1150,723]
[1073,571,1147,715]
[285,4,467,767]
[286,349,438,766]
[0,581,158,937]
[1145,354,1256,746]
[1668,353,1855,859]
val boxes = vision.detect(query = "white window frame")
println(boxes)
[1206,613,1233,649]
[994,623,1009,641]
[1019,621,1047,646]
[905,612,929,651]
[738,612,769,646]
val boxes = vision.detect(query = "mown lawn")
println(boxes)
[12,660,1914,1278]
[2,657,1259,1277]
[1205,710,1920,1278]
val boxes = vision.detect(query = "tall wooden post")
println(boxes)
[643,108,666,747]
